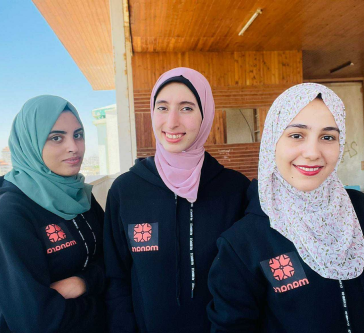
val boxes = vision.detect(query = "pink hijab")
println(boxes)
[150,68,215,202]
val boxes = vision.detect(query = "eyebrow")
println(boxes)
[49,128,83,135]
[323,126,340,133]
[285,124,308,130]
[155,100,168,105]
[155,100,196,107]
[179,101,196,106]
[285,124,340,133]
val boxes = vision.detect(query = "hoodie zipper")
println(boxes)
[339,280,352,333]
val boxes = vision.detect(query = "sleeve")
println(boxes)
[0,200,104,333]
[207,237,266,333]
[104,189,138,332]
[76,195,106,296]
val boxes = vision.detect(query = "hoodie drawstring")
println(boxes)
[190,203,195,298]
[175,193,181,306]
[175,194,196,306]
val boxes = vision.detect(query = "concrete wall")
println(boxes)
[226,109,255,144]
[86,174,118,210]
[325,82,364,190]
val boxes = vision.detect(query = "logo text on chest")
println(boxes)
[47,240,77,254]
[260,252,310,293]
[128,223,159,252]
[43,224,77,254]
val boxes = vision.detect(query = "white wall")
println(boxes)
[325,82,364,190]
[226,108,255,143]
[86,174,118,210]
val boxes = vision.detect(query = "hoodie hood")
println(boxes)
[245,179,267,218]
[130,152,224,196]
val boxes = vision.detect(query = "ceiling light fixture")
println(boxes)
[238,9,263,36]
[330,61,354,74]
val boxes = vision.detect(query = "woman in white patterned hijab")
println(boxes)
[258,83,364,279]
[208,83,364,333]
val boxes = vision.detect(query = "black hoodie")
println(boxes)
[104,152,250,333]
[208,179,364,333]
[0,177,106,333]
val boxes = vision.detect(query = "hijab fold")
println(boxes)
[258,83,364,280]
[151,68,215,202]
[5,95,92,220]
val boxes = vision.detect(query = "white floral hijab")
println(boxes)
[258,83,364,280]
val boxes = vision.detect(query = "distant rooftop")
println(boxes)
[92,104,116,120]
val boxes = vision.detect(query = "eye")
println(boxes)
[157,106,167,111]
[289,133,303,139]
[181,106,193,111]
[321,135,336,141]
[50,135,63,142]
[74,133,84,140]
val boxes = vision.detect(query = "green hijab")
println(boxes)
[5,95,92,220]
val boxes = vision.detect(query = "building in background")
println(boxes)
[92,104,119,175]
[80,155,100,176]
[0,147,12,176]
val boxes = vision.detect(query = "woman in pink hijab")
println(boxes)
[104,67,250,333]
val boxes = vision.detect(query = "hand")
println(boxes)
[50,276,86,299]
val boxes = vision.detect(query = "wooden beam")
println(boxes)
[304,77,364,83]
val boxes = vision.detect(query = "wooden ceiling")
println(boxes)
[33,0,364,89]
[129,0,364,79]
[32,0,114,90]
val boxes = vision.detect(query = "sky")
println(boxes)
[0,0,116,158]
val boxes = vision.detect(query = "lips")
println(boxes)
[163,131,185,143]
[63,157,81,165]
[293,164,324,176]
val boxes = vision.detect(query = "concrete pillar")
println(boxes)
[109,0,137,174]
[92,118,108,175]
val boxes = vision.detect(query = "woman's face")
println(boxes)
[275,99,340,192]
[42,111,85,176]
[153,82,203,153]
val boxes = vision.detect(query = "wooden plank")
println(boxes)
[136,142,261,180]
[132,51,302,90]
[258,107,270,139]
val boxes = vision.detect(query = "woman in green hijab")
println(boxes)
[0,95,105,333]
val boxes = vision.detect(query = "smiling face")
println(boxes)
[42,111,85,176]
[152,82,203,153]
[275,99,340,192]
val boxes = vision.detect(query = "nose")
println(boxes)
[301,139,321,161]
[166,109,180,129]
[67,138,79,153]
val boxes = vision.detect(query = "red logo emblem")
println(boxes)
[133,223,152,243]
[269,254,295,281]
[45,224,67,243]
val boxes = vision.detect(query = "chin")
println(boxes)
[54,168,81,177]
[161,143,184,153]
[292,181,324,192]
